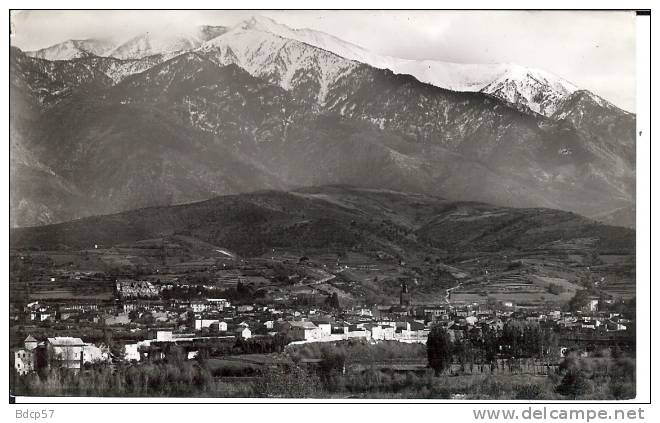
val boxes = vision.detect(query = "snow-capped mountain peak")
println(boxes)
[82,25,229,60]
[480,64,578,116]
[26,38,116,61]
[199,19,358,103]
[22,16,598,118]
[108,32,203,60]
[230,15,368,54]
[217,16,580,117]
[234,15,290,33]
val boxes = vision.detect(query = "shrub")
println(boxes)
[609,380,636,400]
[556,369,593,399]
[427,325,452,375]
[515,384,544,400]
[253,365,321,398]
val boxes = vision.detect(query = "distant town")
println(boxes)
[10,246,635,399]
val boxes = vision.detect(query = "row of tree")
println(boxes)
[427,321,561,375]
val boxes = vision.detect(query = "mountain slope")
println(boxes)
[9,17,635,228]
[10,52,296,224]
[10,47,114,108]
[16,97,287,220]
[9,186,635,259]
[121,52,634,226]
[10,42,636,227]
[320,65,633,222]
[10,47,172,108]
[552,90,636,220]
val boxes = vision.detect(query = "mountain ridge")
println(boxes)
[25,38,116,60]
[198,16,581,117]
[10,17,635,228]
[18,16,626,116]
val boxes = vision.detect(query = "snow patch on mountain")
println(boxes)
[26,26,230,62]
[108,26,229,60]
[93,54,179,83]
[199,21,357,104]
[109,33,202,60]
[552,89,626,121]
[481,65,577,116]
[26,39,116,61]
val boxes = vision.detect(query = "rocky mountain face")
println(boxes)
[10,17,635,228]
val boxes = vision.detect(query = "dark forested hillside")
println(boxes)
[11,186,634,258]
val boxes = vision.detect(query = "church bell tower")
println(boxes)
[400,281,411,306]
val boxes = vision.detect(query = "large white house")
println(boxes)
[13,335,108,374]
[46,337,108,369]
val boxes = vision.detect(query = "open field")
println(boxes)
[10,241,635,308]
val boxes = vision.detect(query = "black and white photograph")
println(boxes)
[6,5,651,407]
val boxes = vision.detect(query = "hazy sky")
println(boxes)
[10,10,637,111]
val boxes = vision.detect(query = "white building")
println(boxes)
[369,325,396,340]
[14,349,34,375]
[234,327,252,339]
[13,335,41,375]
[190,301,210,313]
[206,298,231,309]
[586,298,599,312]
[465,316,478,326]
[346,327,371,340]
[45,337,109,369]
[195,318,228,331]
[314,322,332,336]
[46,337,86,369]
[124,339,153,362]
[156,331,173,342]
